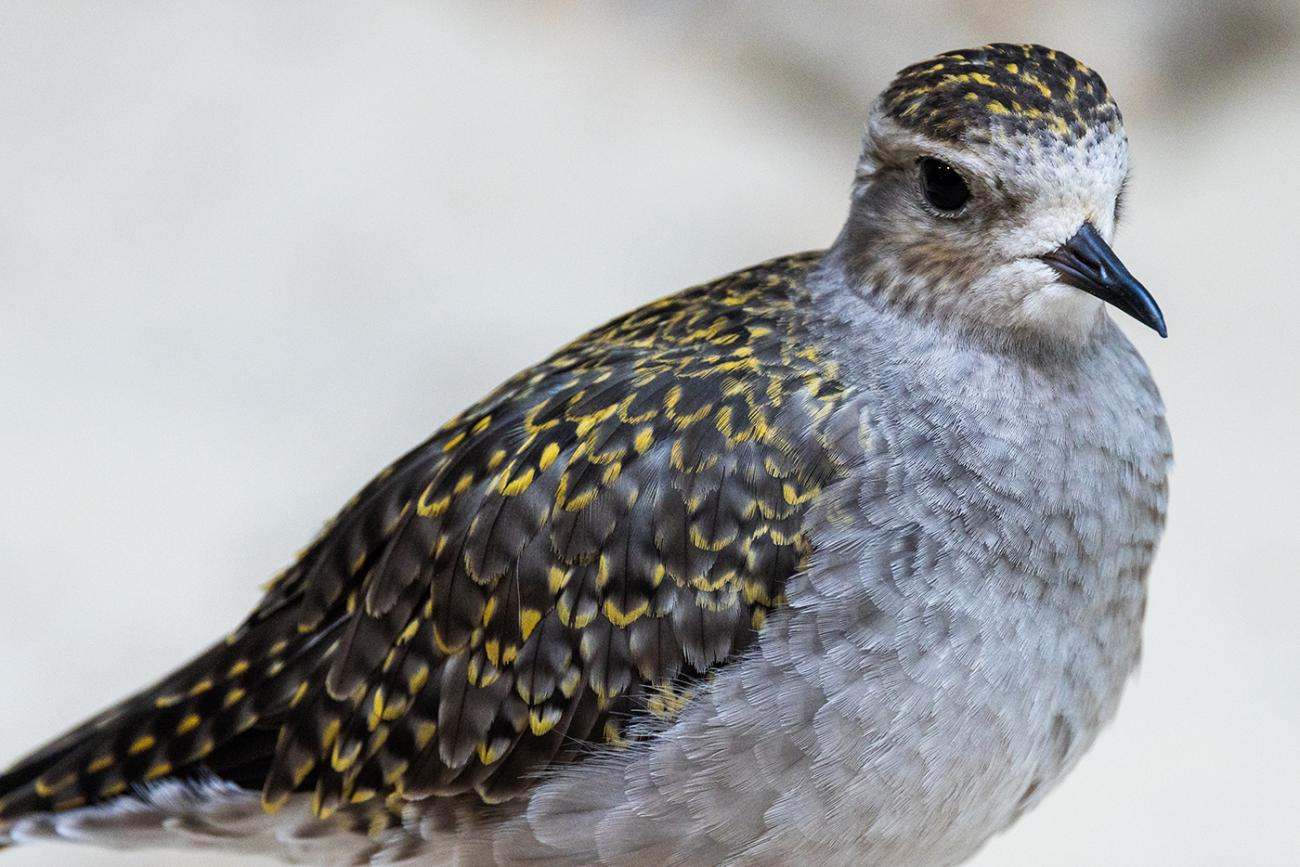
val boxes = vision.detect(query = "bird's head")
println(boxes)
[830,43,1165,349]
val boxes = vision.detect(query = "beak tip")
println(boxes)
[1044,223,1167,342]
[1146,305,1168,339]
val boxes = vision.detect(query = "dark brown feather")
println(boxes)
[0,252,859,830]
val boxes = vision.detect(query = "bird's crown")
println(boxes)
[879,43,1120,144]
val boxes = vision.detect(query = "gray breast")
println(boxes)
[791,313,1169,846]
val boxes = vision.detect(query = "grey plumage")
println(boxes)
[0,43,1169,866]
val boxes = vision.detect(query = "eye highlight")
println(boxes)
[918,158,970,212]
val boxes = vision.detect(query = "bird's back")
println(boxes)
[0,252,864,857]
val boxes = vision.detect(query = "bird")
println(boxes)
[0,42,1170,867]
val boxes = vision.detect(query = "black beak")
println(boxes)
[1041,222,1167,338]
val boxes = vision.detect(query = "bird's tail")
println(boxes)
[0,597,324,845]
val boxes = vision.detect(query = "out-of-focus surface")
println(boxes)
[1,2,1297,865]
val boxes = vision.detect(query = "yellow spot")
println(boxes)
[782,482,817,505]
[405,665,429,696]
[500,466,535,497]
[350,788,376,805]
[573,606,597,629]
[154,693,181,709]
[223,687,247,708]
[539,442,561,471]
[416,486,450,517]
[690,526,737,552]
[441,431,466,452]
[101,781,128,799]
[752,608,768,630]
[382,761,409,787]
[520,609,542,641]
[433,626,465,655]
[601,461,623,486]
[476,742,500,765]
[604,598,649,627]
[523,398,554,432]
[633,426,655,454]
[565,484,599,512]
[471,415,492,434]
[529,708,561,736]
[176,714,202,735]
[188,678,213,697]
[313,791,336,820]
[321,718,342,750]
[548,565,571,593]
[291,757,316,786]
[1022,72,1052,98]
[415,722,438,750]
[647,683,694,719]
[946,71,996,88]
[987,100,1009,115]
[53,796,86,811]
[963,91,980,103]
[690,569,736,592]
[34,773,74,798]
[86,755,114,774]
[559,667,583,698]
[602,722,629,748]
[369,690,385,730]
[331,739,362,772]
[144,761,172,781]
[226,659,250,678]
[262,791,292,814]
[290,680,310,708]
[127,735,156,756]
[1006,62,1018,74]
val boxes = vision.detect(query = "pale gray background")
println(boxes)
[2,2,1298,865]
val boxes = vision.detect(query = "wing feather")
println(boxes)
[0,252,860,834]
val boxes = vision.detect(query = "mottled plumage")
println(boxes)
[0,253,856,834]
[1,43,1170,866]
[880,43,1120,144]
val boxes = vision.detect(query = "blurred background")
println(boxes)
[1,2,1297,865]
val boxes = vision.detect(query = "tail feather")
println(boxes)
[0,601,339,835]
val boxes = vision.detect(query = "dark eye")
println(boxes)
[919,158,970,212]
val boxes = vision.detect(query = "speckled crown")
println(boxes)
[880,43,1121,144]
